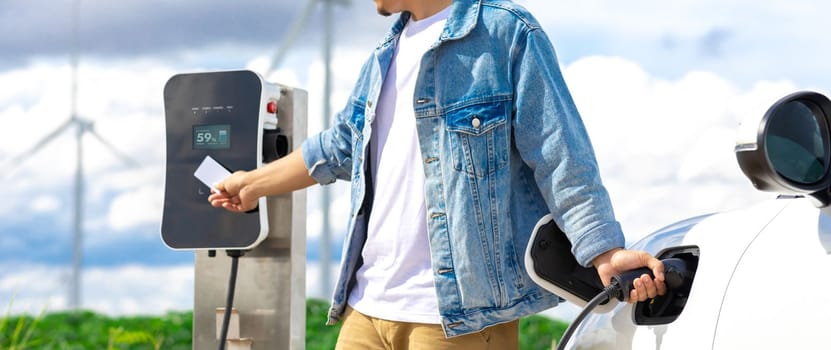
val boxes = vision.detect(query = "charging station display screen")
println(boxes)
[193,124,230,149]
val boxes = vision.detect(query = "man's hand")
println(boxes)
[206,148,317,212]
[208,170,259,212]
[592,248,666,303]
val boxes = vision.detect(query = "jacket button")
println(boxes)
[471,116,481,128]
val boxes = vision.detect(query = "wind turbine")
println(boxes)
[1,0,139,310]
[265,0,350,298]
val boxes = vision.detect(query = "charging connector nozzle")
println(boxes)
[557,257,695,350]
[611,258,690,302]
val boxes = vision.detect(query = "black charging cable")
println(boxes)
[556,258,690,350]
[218,250,244,350]
[556,283,618,350]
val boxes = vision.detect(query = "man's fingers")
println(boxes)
[640,251,665,281]
[626,274,668,304]
[639,274,658,299]
[208,190,247,211]
[657,280,667,296]
[630,282,649,303]
[214,181,227,193]
[222,202,243,212]
[644,253,668,295]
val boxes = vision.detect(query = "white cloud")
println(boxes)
[0,263,193,316]
[519,0,829,40]
[0,262,337,316]
[84,264,193,315]
[30,195,61,213]
[518,0,727,36]
[0,61,169,233]
[107,184,163,232]
[0,60,170,175]
[0,265,66,314]
[562,55,802,238]
[514,0,831,91]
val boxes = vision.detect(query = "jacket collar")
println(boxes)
[377,0,481,48]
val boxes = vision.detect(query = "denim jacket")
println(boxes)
[302,0,625,337]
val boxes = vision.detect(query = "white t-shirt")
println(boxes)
[347,7,450,324]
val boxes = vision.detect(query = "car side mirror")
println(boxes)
[736,91,831,207]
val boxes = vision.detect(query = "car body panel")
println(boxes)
[713,199,831,349]
[568,198,792,350]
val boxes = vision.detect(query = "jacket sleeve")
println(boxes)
[511,27,625,267]
[301,56,374,185]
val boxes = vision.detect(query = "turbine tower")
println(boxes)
[1,0,138,310]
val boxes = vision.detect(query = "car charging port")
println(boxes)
[555,251,699,350]
[633,246,699,325]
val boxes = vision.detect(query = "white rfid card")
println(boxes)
[194,155,231,192]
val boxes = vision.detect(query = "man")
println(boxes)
[209,0,666,348]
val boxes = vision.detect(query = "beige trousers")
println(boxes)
[335,306,519,350]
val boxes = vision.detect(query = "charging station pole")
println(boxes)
[193,86,307,350]
[162,71,308,350]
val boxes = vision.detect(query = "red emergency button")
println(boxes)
[266,101,278,114]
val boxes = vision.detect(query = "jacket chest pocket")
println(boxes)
[446,101,509,178]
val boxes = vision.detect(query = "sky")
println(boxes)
[1,0,829,322]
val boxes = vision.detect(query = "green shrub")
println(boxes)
[1,299,566,349]
[519,314,568,350]
[0,310,191,350]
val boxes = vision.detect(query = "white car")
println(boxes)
[526,91,831,349]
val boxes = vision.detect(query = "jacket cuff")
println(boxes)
[571,221,626,267]
[301,135,337,185]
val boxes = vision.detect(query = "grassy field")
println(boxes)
[1,299,567,349]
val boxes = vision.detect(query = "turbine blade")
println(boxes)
[266,0,319,75]
[1,118,74,177]
[88,129,141,168]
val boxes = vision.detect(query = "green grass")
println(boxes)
[1,299,567,349]
[304,299,341,349]
[0,310,192,350]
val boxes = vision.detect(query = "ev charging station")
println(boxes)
[162,70,307,350]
